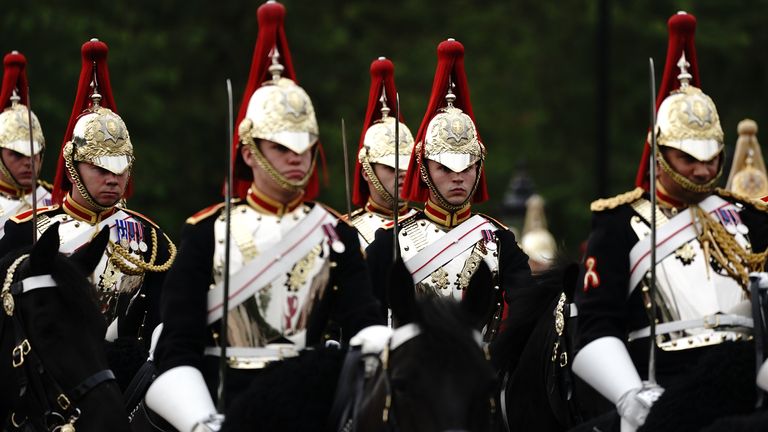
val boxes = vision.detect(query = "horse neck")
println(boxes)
[71,380,130,432]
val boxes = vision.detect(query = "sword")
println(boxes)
[341,118,352,217]
[25,85,38,244]
[217,78,234,411]
[392,92,400,263]
[648,57,658,385]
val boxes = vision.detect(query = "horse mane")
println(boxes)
[0,246,105,338]
[412,296,486,365]
[490,258,577,371]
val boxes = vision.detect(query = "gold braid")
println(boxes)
[107,228,177,275]
[691,205,768,290]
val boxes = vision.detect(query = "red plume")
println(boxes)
[402,39,488,204]
[230,0,323,200]
[635,12,701,191]
[1,51,29,109]
[351,57,403,207]
[52,39,131,204]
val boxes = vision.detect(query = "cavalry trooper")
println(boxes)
[366,38,533,340]
[346,56,417,246]
[0,51,52,236]
[146,2,382,431]
[572,12,768,432]
[0,39,176,354]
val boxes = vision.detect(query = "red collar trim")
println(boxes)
[423,199,471,228]
[62,194,116,224]
[655,183,686,210]
[0,178,30,198]
[365,199,410,218]
[246,187,304,216]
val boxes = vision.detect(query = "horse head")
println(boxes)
[0,224,130,431]
[356,257,498,432]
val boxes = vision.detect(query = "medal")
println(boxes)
[321,223,346,254]
[481,229,497,251]
[139,241,148,253]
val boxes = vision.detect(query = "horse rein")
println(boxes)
[2,254,116,432]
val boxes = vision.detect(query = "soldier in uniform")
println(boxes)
[0,39,176,353]
[146,2,382,431]
[0,51,51,235]
[572,12,768,431]
[346,56,416,246]
[366,38,533,340]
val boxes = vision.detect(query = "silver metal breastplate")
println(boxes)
[629,201,753,350]
[211,203,331,350]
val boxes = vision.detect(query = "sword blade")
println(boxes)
[341,118,352,217]
[26,85,38,244]
[648,57,658,385]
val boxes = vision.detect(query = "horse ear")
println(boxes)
[70,226,110,275]
[28,222,61,273]
[387,256,418,326]
[461,261,495,329]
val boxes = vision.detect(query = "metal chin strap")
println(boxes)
[3,257,116,432]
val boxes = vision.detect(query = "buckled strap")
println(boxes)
[68,369,115,402]
[628,314,753,341]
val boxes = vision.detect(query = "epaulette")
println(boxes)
[477,213,509,230]
[186,202,227,225]
[716,188,768,214]
[381,209,420,230]
[123,208,160,229]
[37,179,53,191]
[11,205,60,223]
[590,187,644,212]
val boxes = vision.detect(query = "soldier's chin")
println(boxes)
[96,194,122,207]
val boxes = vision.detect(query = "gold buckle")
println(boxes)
[703,315,721,329]
[12,339,31,368]
[57,394,71,410]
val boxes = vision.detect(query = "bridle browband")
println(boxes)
[2,255,116,431]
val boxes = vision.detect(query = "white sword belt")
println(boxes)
[627,313,753,342]
[203,345,299,370]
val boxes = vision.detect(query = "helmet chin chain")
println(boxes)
[245,142,316,193]
[361,160,396,207]
[64,142,126,212]
[656,149,723,194]
[418,152,481,212]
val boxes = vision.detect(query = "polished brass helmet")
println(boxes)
[64,104,134,176]
[655,53,723,163]
[0,93,44,157]
[359,90,414,170]
[726,119,768,198]
[238,55,319,156]
[422,87,485,173]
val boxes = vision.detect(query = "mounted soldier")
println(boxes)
[365,38,533,340]
[572,12,768,432]
[346,56,417,247]
[0,51,52,236]
[146,2,383,431]
[0,39,176,358]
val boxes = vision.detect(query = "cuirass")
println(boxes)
[397,216,500,300]
[35,210,148,323]
[211,203,331,349]
[348,208,418,246]
[629,202,753,350]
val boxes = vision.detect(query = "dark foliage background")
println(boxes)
[3,0,766,258]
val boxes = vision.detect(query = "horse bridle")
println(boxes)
[377,324,497,432]
[2,254,116,431]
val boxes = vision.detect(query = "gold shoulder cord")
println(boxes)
[108,228,177,276]
[691,205,768,290]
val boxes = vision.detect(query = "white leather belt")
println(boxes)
[628,313,753,342]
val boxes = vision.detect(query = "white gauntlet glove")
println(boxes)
[192,413,226,432]
[616,382,665,429]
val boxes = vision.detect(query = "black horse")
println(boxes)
[490,262,586,432]
[0,224,130,431]
[223,257,499,432]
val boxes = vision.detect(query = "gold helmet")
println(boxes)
[520,194,556,265]
[53,38,134,207]
[403,38,489,207]
[353,57,414,207]
[0,51,45,190]
[232,1,321,199]
[726,119,768,198]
